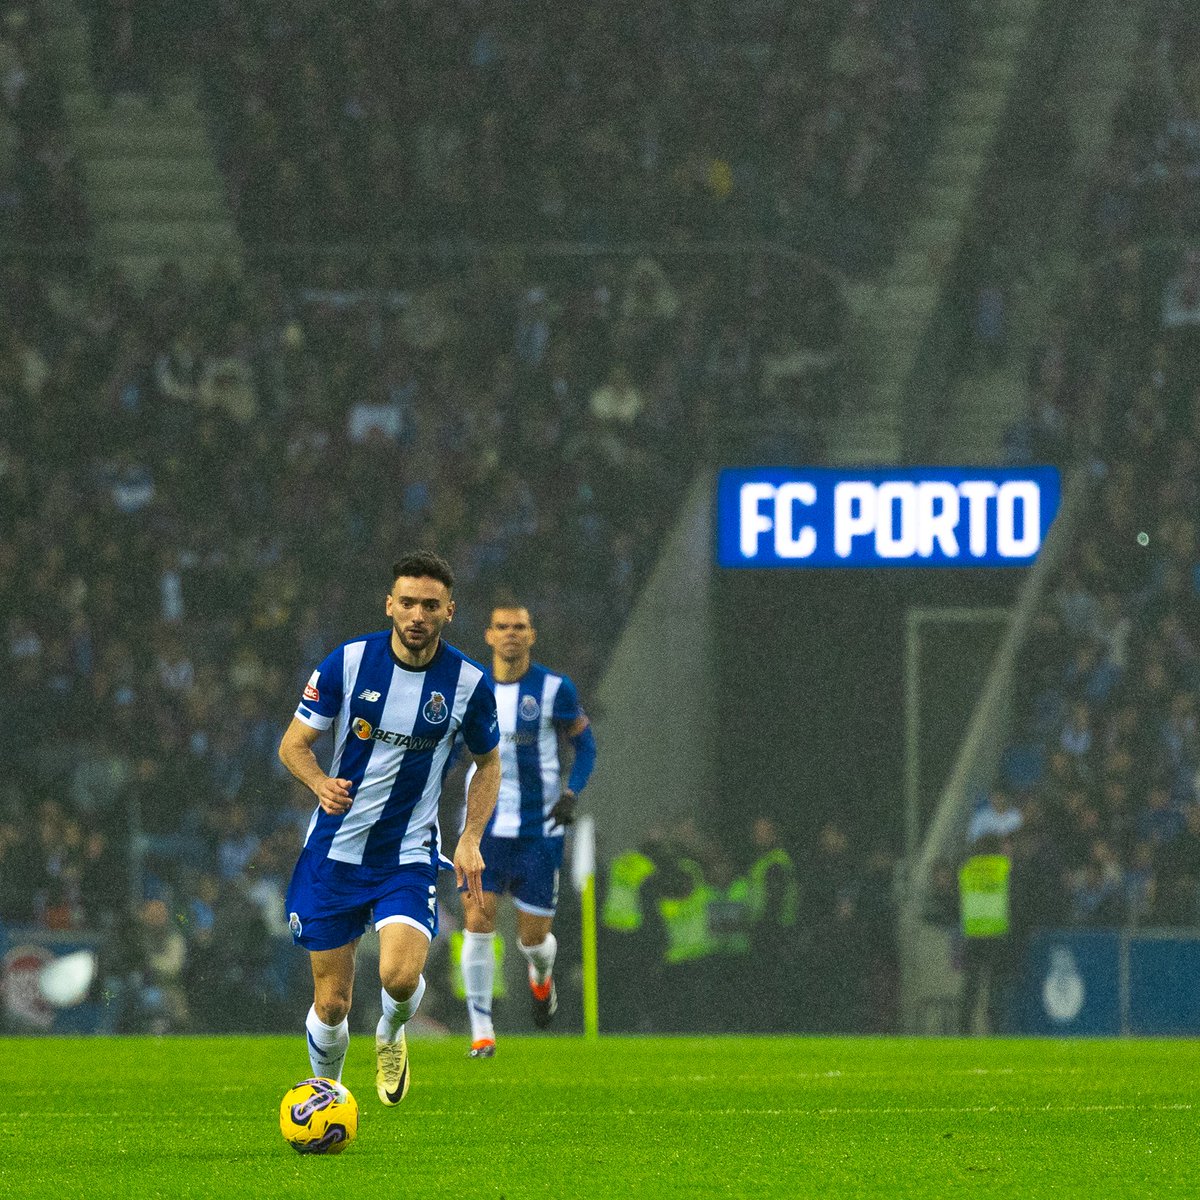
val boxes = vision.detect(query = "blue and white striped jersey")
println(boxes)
[468,661,584,839]
[294,631,498,868]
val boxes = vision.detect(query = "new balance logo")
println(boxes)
[358,689,382,702]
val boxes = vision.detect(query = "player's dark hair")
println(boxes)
[489,589,528,616]
[391,550,455,592]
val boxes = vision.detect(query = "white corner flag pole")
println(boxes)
[571,814,599,1040]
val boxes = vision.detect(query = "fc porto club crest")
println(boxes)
[519,695,541,721]
[422,691,449,723]
[289,912,303,939]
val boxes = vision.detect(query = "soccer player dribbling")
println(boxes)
[459,601,597,1057]
[278,551,500,1105]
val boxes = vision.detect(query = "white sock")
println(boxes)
[461,931,496,1042]
[377,975,425,1043]
[518,933,557,986]
[305,1006,349,1082]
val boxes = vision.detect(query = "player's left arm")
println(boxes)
[550,676,597,827]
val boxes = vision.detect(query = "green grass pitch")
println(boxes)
[4,1036,1196,1198]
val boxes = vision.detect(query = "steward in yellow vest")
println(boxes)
[744,818,801,1031]
[746,847,799,930]
[959,854,1011,938]
[659,859,720,964]
[598,837,669,1034]
[602,851,657,933]
[958,833,1016,1035]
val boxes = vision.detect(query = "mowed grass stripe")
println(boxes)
[5,1036,1197,1199]
[5,1102,1192,1120]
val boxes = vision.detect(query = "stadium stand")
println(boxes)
[195,0,966,273]
[0,0,88,247]
[983,0,1200,934]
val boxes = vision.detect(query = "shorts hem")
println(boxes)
[375,914,433,940]
[294,929,366,953]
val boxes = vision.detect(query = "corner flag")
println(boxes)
[571,815,599,1040]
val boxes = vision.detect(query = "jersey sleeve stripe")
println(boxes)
[295,705,334,730]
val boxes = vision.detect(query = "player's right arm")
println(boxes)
[452,672,502,903]
[454,744,500,904]
[278,718,354,816]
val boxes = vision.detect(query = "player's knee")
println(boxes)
[463,890,499,933]
[380,963,421,1001]
[518,918,554,948]
[314,993,351,1025]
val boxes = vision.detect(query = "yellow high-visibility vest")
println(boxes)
[659,860,720,964]
[959,855,1011,938]
[601,851,657,932]
[745,848,799,928]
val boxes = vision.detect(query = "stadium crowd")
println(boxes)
[954,0,1200,953]
[0,0,88,250]
[191,0,968,274]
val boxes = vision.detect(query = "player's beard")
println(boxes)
[397,619,439,654]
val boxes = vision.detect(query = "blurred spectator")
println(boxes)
[968,788,1024,844]
[589,364,645,425]
[216,803,260,881]
[106,898,189,1033]
[1069,857,1124,926]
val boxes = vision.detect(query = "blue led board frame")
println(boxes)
[716,466,1061,568]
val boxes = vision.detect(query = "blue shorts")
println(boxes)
[480,833,563,916]
[285,848,439,952]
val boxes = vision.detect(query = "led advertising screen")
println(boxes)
[716,466,1061,568]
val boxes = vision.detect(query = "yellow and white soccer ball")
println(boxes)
[279,1078,358,1155]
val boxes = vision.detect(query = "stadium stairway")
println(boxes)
[829,0,1041,467]
[43,0,241,283]
[934,0,1148,464]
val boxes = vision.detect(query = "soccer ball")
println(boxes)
[279,1078,359,1155]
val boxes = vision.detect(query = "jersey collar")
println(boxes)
[389,636,445,673]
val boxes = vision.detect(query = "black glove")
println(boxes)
[549,789,578,828]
